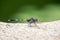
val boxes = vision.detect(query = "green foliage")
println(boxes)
[0,0,60,22]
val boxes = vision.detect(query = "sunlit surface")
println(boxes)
[0,20,60,40]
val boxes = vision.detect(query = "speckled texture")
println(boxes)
[0,20,60,40]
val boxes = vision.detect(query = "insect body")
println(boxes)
[27,18,38,27]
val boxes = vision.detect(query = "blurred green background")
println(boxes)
[0,0,60,23]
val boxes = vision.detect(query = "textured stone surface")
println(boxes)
[0,20,60,40]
